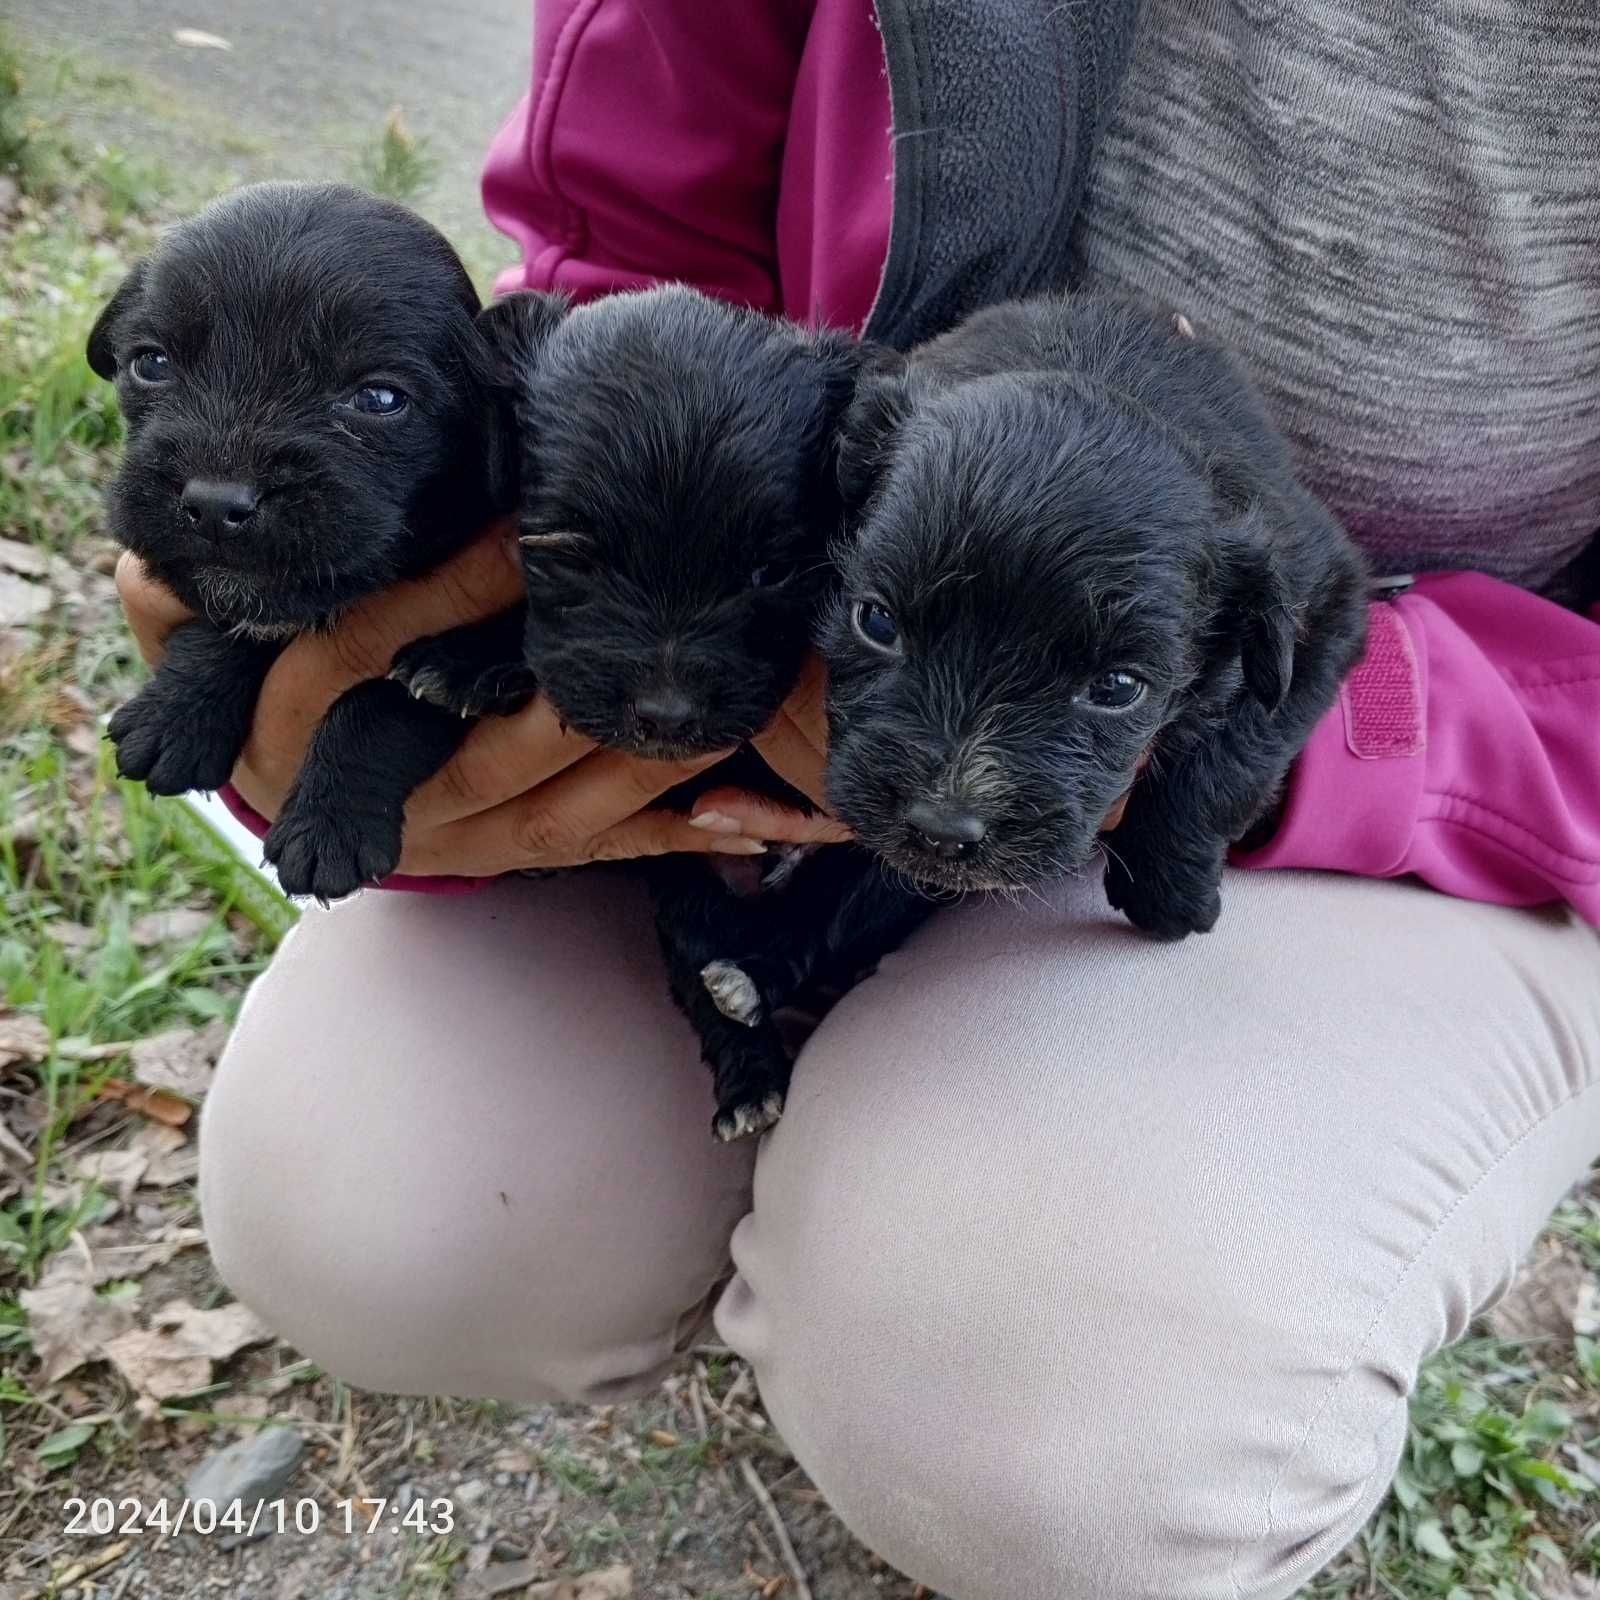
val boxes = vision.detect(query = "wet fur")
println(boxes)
[823,292,1370,938]
[88,182,511,898]
[394,288,932,1138]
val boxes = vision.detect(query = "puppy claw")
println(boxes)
[108,691,242,795]
[713,1091,785,1143]
[701,961,764,1026]
[264,809,401,902]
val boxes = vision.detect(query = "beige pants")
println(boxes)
[200,867,1600,1600]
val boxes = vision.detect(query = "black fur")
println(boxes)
[823,293,1370,938]
[89,181,512,897]
[395,287,932,1138]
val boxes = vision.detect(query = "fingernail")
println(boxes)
[711,838,767,856]
[689,810,741,834]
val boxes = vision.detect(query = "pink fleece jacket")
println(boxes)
[230,1,1600,921]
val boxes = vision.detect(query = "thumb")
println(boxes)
[689,786,853,845]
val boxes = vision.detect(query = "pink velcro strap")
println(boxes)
[1341,601,1425,760]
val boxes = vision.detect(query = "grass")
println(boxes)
[355,106,438,206]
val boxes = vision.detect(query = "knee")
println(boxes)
[723,1202,1403,1600]
[718,978,1409,1598]
[198,902,753,1405]
[201,1053,703,1406]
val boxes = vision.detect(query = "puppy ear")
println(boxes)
[86,260,150,380]
[474,293,568,511]
[836,355,913,513]
[476,291,568,381]
[1217,520,1297,713]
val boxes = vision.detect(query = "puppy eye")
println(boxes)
[1076,670,1147,711]
[852,599,901,654]
[750,561,796,589]
[348,384,410,416]
[129,349,172,385]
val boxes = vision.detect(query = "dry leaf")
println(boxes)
[103,1300,272,1401]
[152,1299,272,1361]
[81,1222,205,1283]
[103,1328,211,1399]
[129,908,214,949]
[463,1565,634,1600]
[127,1121,196,1188]
[98,1081,192,1127]
[1486,1247,1598,1343]
[0,1110,32,1171]
[74,1149,149,1204]
[0,1012,50,1068]
[42,921,97,954]
[19,1237,137,1382]
[129,1024,226,1101]
[172,27,232,49]
[529,1566,634,1600]
[1538,1574,1600,1600]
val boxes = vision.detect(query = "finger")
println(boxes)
[748,711,832,809]
[115,552,193,667]
[240,522,523,791]
[413,745,736,876]
[775,651,832,749]
[689,785,853,845]
[406,696,597,826]
[399,803,766,878]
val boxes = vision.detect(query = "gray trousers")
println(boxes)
[199,867,1600,1600]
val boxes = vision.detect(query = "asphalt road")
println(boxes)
[12,0,533,249]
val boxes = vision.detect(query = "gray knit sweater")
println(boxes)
[1070,1,1600,596]
[870,1,1598,599]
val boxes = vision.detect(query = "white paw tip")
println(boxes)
[714,1092,785,1142]
[701,960,763,1026]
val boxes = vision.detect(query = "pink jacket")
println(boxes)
[477,0,1600,925]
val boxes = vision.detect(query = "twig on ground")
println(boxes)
[23,1537,130,1598]
[737,1457,812,1600]
[689,1369,711,1441]
[745,1518,779,1568]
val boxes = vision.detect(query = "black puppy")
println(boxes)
[822,292,1369,938]
[88,182,510,897]
[393,287,933,1139]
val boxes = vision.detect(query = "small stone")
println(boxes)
[456,1477,489,1506]
[0,572,50,627]
[0,536,48,577]
[183,1427,305,1511]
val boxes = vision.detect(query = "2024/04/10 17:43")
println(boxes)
[61,1494,456,1538]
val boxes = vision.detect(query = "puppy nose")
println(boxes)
[633,685,698,737]
[904,798,987,859]
[180,479,260,536]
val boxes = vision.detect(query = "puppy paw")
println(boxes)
[1104,856,1222,941]
[108,687,243,796]
[701,961,764,1026]
[264,806,402,902]
[389,636,537,719]
[713,1090,785,1143]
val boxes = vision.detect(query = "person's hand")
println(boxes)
[114,522,769,876]
[688,652,1137,842]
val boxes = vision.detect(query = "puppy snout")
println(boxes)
[903,798,987,860]
[633,684,699,740]
[180,479,261,539]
